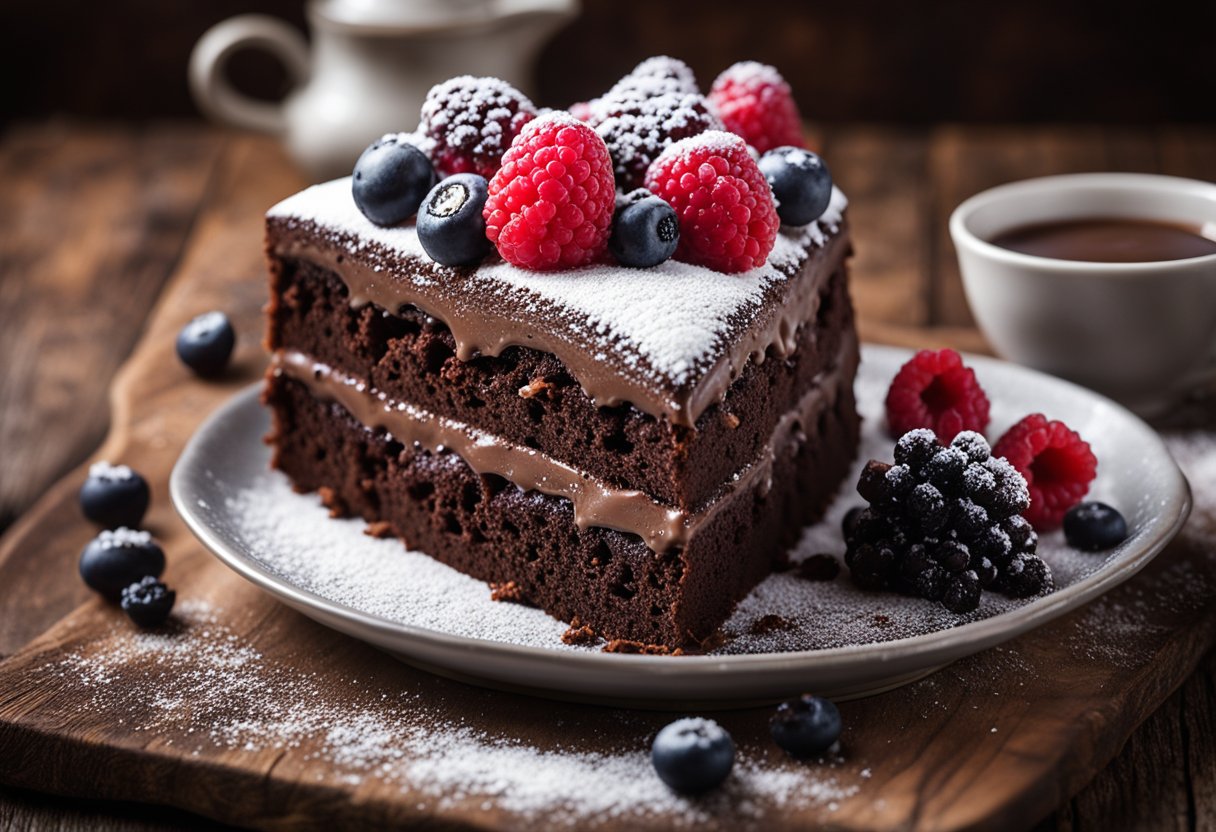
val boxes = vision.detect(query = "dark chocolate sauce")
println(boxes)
[990,218,1216,263]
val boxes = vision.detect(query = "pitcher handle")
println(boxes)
[188,15,310,134]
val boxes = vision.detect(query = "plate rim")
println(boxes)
[171,344,1193,676]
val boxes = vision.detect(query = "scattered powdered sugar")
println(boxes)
[94,527,153,548]
[268,177,846,391]
[712,61,790,92]
[181,310,228,340]
[46,600,859,826]
[219,352,1156,656]
[88,460,135,482]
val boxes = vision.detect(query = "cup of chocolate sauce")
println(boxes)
[949,173,1216,414]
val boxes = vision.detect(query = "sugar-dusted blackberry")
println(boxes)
[596,92,724,191]
[943,571,982,614]
[894,428,940,471]
[843,428,1052,615]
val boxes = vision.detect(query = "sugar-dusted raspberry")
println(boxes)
[708,61,805,154]
[594,92,724,190]
[643,130,779,273]
[483,112,615,271]
[885,349,991,442]
[992,413,1097,530]
[419,76,537,179]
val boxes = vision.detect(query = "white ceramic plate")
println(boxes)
[171,345,1190,708]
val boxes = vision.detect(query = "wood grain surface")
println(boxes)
[1,122,1214,831]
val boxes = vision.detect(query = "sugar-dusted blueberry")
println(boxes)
[352,134,437,226]
[770,694,842,758]
[416,173,492,267]
[79,461,150,529]
[609,193,680,268]
[79,528,165,601]
[1063,502,1128,551]
[651,717,735,794]
[757,146,833,226]
[176,311,236,378]
[120,576,176,628]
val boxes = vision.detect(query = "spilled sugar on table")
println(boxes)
[1,123,1215,831]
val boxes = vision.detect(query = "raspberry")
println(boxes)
[594,93,723,190]
[483,112,615,271]
[643,131,779,273]
[992,414,1097,530]
[419,76,537,179]
[885,349,991,442]
[844,430,1050,614]
[708,62,804,154]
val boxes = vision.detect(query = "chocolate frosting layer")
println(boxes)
[272,339,857,552]
[267,178,849,427]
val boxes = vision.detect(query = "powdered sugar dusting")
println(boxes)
[45,600,859,826]
[713,61,789,91]
[95,527,154,548]
[267,178,847,391]
[89,461,135,482]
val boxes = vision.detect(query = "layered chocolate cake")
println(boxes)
[262,59,861,649]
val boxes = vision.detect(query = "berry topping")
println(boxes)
[593,92,723,191]
[651,717,735,794]
[176,311,236,379]
[416,174,492,267]
[419,76,537,179]
[644,131,779,273]
[609,191,680,268]
[885,348,991,442]
[79,528,166,601]
[758,146,833,226]
[708,61,804,154]
[483,113,615,270]
[844,429,1050,614]
[79,461,150,529]
[351,134,437,226]
[770,694,842,758]
[992,414,1098,530]
[120,576,176,628]
[1063,502,1128,551]
[610,56,700,99]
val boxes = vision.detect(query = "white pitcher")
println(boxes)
[190,0,578,181]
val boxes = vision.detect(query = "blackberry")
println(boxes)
[843,429,1052,613]
[592,92,723,190]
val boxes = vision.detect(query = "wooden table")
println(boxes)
[1,121,1214,830]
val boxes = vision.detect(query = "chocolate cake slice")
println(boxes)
[262,178,859,650]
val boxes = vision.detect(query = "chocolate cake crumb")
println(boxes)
[518,378,553,399]
[489,580,527,604]
[722,411,741,430]
[873,614,891,627]
[561,617,598,645]
[602,639,685,656]
[797,554,841,582]
[749,614,796,635]
[318,486,347,518]
[364,520,394,539]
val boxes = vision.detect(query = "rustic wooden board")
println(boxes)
[1,129,1215,831]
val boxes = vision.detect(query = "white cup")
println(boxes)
[950,173,1216,415]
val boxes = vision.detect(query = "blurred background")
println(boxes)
[3,0,1214,128]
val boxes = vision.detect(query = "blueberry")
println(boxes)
[609,194,679,268]
[416,174,493,266]
[79,461,150,529]
[651,717,735,794]
[1064,502,1128,551]
[79,528,165,601]
[770,694,842,758]
[352,135,436,226]
[758,147,833,226]
[120,576,176,627]
[176,311,235,378]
